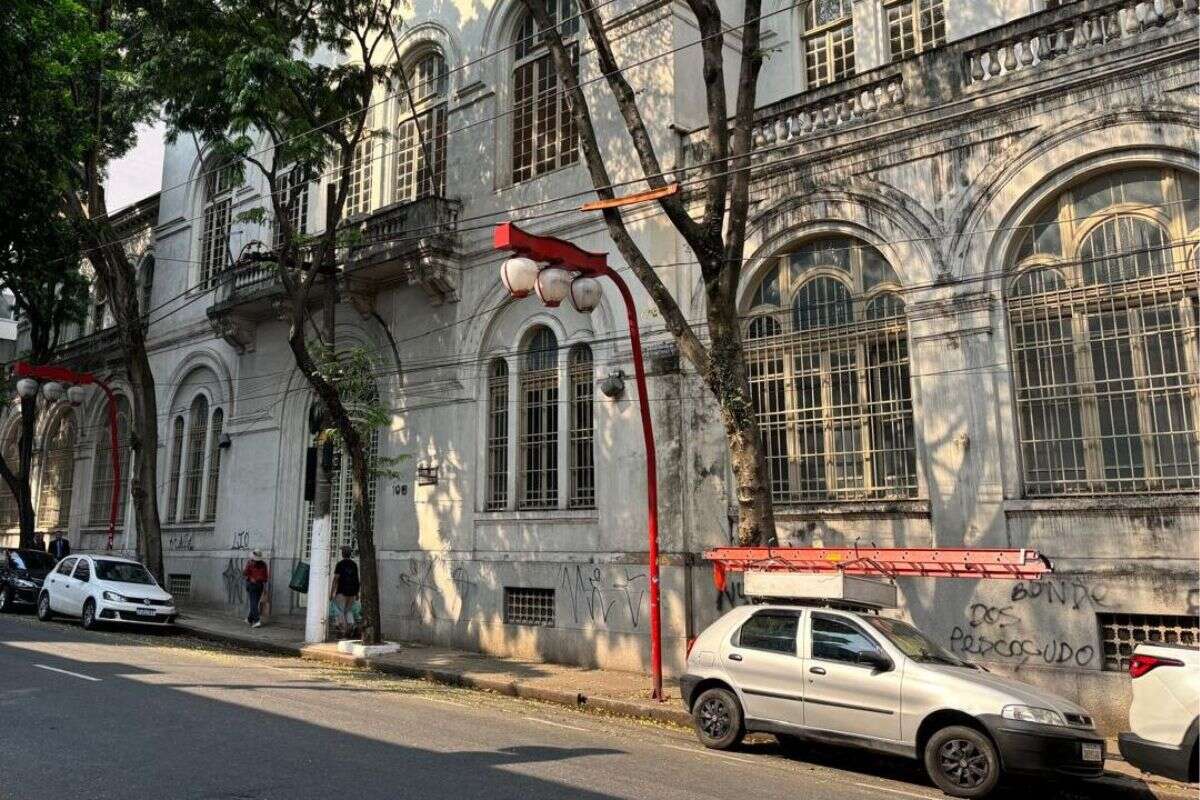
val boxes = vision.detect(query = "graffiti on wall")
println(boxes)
[714,578,748,612]
[397,559,477,622]
[222,558,246,606]
[558,566,647,628]
[230,531,251,550]
[167,531,194,551]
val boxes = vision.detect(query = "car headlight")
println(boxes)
[1002,705,1066,726]
[102,591,127,602]
[164,595,175,606]
[13,578,35,589]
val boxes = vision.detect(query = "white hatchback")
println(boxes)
[682,604,1105,798]
[37,555,177,629]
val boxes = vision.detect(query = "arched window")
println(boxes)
[139,254,155,312]
[512,0,579,183]
[37,410,77,530]
[205,408,224,521]
[568,344,594,508]
[485,359,510,510]
[181,395,209,522]
[1006,166,1199,496]
[396,51,449,202]
[200,162,237,289]
[520,327,559,508]
[743,235,917,502]
[89,397,132,527]
[167,415,185,520]
[0,422,20,530]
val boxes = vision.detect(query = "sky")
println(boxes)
[104,119,167,212]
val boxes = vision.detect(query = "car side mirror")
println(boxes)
[857,651,893,672]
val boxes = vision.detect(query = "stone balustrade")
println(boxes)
[750,73,906,150]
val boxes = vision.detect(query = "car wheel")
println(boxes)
[0,585,10,613]
[693,687,744,750]
[81,599,99,631]
[36,592,54,621]
[924,725,1000,799]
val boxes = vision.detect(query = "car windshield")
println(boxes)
[11,551,56,571]
[865,616,974,668]
[95,560,155,585]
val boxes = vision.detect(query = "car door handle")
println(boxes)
[728,653,743,662]
[809,666,826,675]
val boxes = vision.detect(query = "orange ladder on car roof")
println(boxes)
[703,547,1053,591]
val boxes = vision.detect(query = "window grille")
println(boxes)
[167,574,192,601]
[167,416,184,521]
[568,344,595,508]
[274,169,309,250]
[205,408,224,521]
[1007,167,1199,497]
[520,327,559,509]
[89,397,132,527]
[396,53,449,202]
[512,1,579,184]
[744,236,918,503]
[335,138,375,218]
[885,0,945,61]
[180,396,209,522]
[485,359,510,510]
[200,164,236,289]
[37,411,77,530]
[1098,612,1199,672]
[301,409,379,562]
[0,425,19,529]
[504,587,555,626]
[803,0,854,88]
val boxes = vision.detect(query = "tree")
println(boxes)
[140,0,408,644]
[0,0,97,548]
[520,0,776,545]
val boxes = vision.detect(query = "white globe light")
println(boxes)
[535,267,574,308]
[42,381,65,402]
[67,385,88,406]
[16,378,38,399]
[569,276,602,314]
[500,256,541,299]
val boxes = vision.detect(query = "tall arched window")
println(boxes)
[37,410,77,530]
[139,254,155,313]
[1006,167,1199,496]
[200,162,237,289]
[744,236,917,502]
[181,395,209,522]
[167,415,185,520]
[512,0,579,183]
[520,327,559,508]
[396,51,449,202]
[89,397,132,527]
[568,344,594,508]
[485,359,510,510]
[205,408,224,521]
[0,422,20,530]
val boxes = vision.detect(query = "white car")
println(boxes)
[681,604,1104,798]
[1118,642,1199,783]
[37,555,177,629]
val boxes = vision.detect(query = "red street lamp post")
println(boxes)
[13,362,122,551]
[494,222,665,701]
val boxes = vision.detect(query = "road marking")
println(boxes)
[33,664,101,682]
[660,743,756,764]
[852,782,935,799]
[523,716,589,732]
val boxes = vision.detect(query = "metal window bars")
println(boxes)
[485,360,510,510]
[1098,612,1200,672]
[180,396,209,522]
[568,345,595,509]
[36,413,76,530]
[504,587,556,626]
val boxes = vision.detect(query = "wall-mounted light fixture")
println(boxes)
[218,433,232,449]
[600,370,626,399]
[416,464,439,486]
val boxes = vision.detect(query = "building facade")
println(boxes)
[15,0,1198,732]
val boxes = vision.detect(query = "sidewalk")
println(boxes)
[175,607,1195,798]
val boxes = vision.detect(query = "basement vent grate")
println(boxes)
[1098,612,1199,672]
[504,587,555,627]
[167,574,192,601]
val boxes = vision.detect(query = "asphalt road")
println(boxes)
[0,612,1161,800]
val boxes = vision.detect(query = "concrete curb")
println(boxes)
[178,620,692,728]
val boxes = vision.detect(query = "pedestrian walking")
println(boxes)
[330,546,359,638]
[48,531,71,561]
[34,533,47,552]
[242,550,269,628]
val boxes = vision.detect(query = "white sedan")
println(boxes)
[38,555,177,629]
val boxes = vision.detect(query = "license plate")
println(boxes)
[135,607,157,617]
[1081,743,1103,762]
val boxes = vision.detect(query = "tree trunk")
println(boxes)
[705,297,777,547]
[126,322,164,577]
[346,441,380,645]
[16,395,38,549]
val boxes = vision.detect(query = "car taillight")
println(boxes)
[685,637,697,660]
[1129,653,1184,678]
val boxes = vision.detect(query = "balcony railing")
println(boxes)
[347,194,461,303]
[680,0,1197,168]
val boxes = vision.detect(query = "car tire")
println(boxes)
[36,592,54,621]
[924,725,1001,799]
[81,599,99,631]
[693,687,744,750]
[0,585,10,613]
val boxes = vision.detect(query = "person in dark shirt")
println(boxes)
[48,531,71,561]
[330,546,359,638]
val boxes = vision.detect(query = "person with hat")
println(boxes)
[242,550,270,628]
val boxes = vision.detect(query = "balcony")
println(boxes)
[680,0,1197,169]
[345,194,461,303]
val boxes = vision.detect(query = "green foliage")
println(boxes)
[309,342,400,479]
